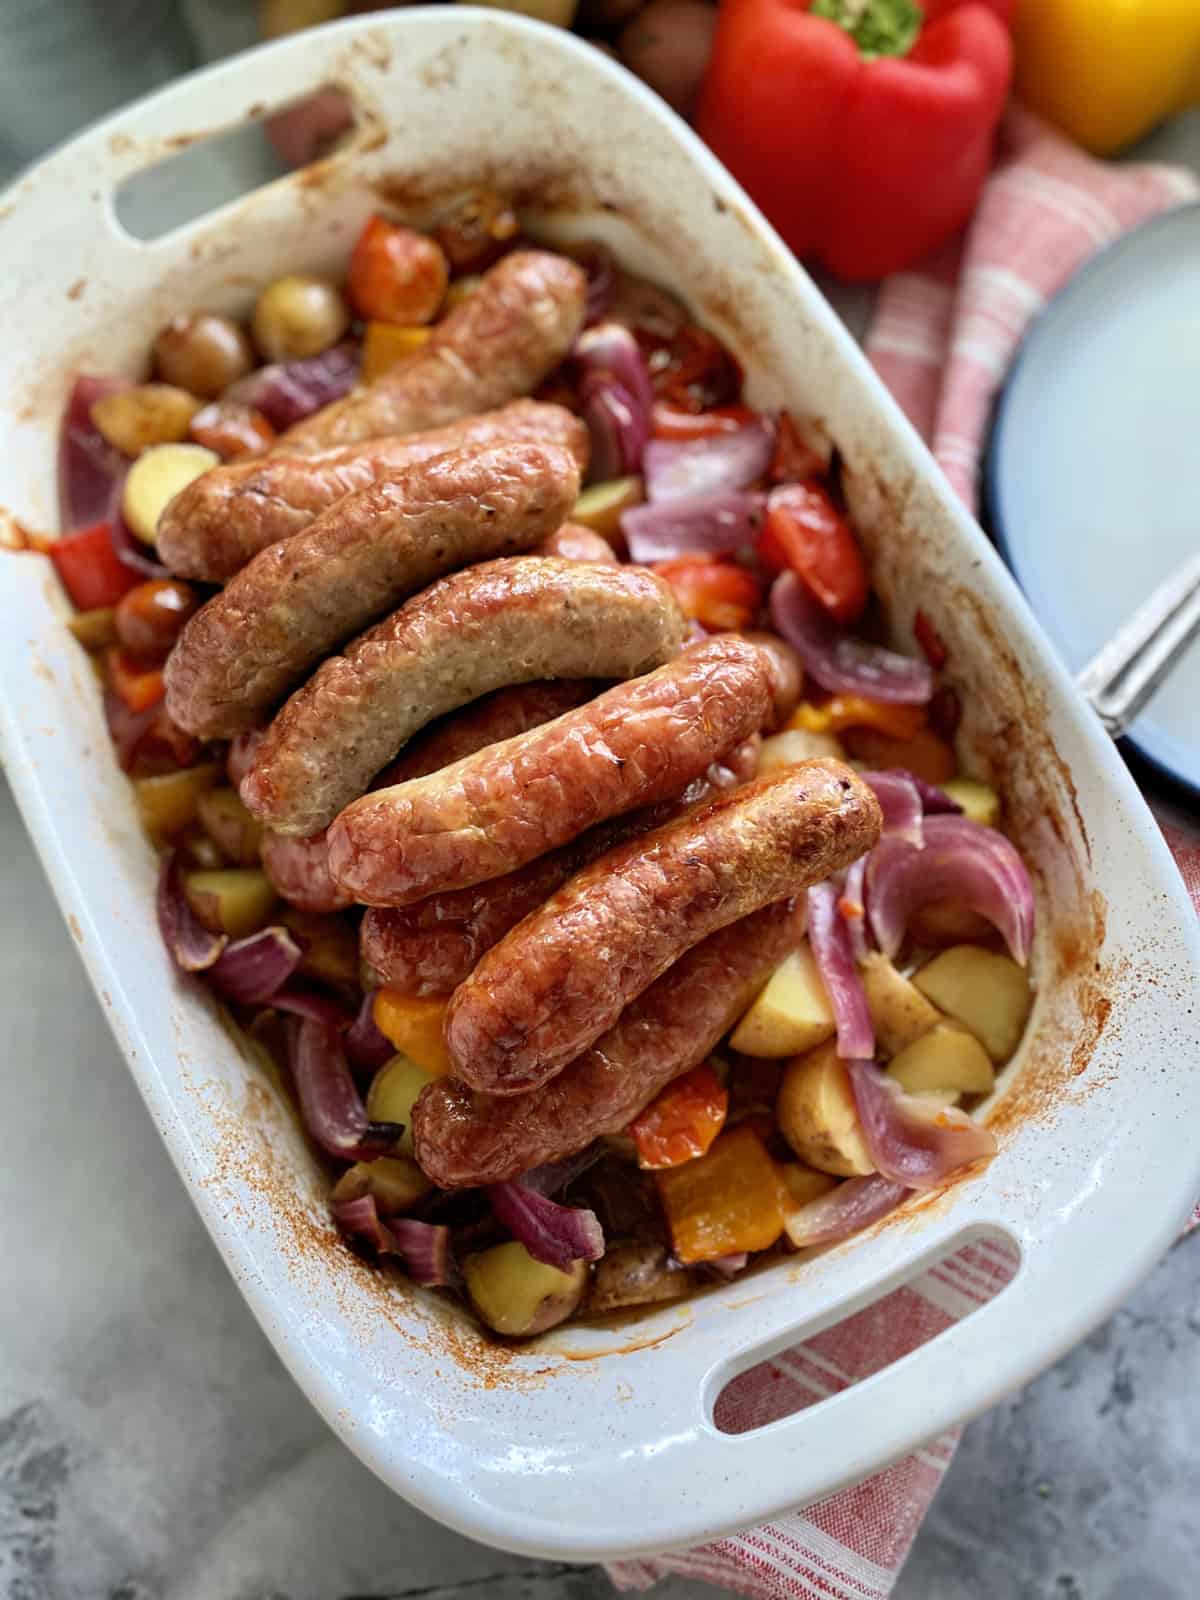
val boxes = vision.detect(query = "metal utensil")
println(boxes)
[1076,550,1200,738]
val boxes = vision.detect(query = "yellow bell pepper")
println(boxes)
[1013,0,1200,156]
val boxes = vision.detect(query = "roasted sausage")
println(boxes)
[328,635,776,908]
[360,737,761,995]
[164,439,580,739]
[157,401,590,581]
[538,523,618,565]
[278,250,587,451]
[243,557,685,837]
[411,899,805,1188]
[226,729,263,788]
[261,829,353,914]
[445,759,882,1094]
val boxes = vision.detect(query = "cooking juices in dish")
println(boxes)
[49,198,1036,1339]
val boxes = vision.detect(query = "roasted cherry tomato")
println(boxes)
[653,558,763,631]
[347,215,449,325]
[769,411,829,484]
[114,579,199,659]
[650,401,758,441]
[105,647,167,714]
[630,1061,728,1170]
[189,402,276,460]
[649,324,742,413]
[759,481,869,625]
[49,521,139,612]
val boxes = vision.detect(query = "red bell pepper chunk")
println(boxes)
[105,647,167,714]
[630,1061,729,1170]
[653,558,763,632]
[759,482,869,625]
[49,521,139,612]
[650,402,759,441]
[913,608,949,669]
[769,412,828,485]
[697,0,1013,281]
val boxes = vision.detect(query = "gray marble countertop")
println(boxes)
[4,26,1200,1596]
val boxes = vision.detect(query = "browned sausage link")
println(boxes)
[279,251,587,452]
[538,523,619,565]
[164,440,580,740]
[412,899,805,1188]
[243,557,684,837]
[445,759,882,1095]
[372,679,601,790]
[360,739,760,995]
[328,636,774,908]
[157,401,590,582]
[741,630,804,730]
[261,829,353,914]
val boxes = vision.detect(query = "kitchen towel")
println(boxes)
[607,105,1200,1600]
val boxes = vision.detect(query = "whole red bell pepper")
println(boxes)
[697,0,1014,281]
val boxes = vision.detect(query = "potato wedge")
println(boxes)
[276,907,360,991]
[332,1154,431,1215]
[887,1022,995,1096]
[860,951,942,1059]
[184,868,277,938]
[729,941,835,1059]
[757,727,847,773]
[571,476,643,538]
[133,762,220,842]
[943,778,1000,828]
[366,1054,438,1157]
[777,1040,875,1177]
[464,1242,588,1337]
[196,786,263,867]
[913,946,1033,1064]
[778,1162,839,1209]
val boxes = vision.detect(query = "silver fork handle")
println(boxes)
[1075,550,1200,739]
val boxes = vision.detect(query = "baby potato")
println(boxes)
[153,314,255,399]
[67,607,118,652]
[184,868,277,938]
[121,443,219,543]
[618,0,718,118]
[860,952,942,1059]
[571,476,643,540]
[887,1023,995,1097]
[332,1155,431,1215]
[365,1054,438,1157]
[777,1040,875,1177]
[913,946,1034,1064]
[729,941,835,1059]
[463,1242,588,1337]
[942,778,1001,829]
[757,728,847,773]
[588,1241,690,1315]
[251,274,350,362]
[133,763,221,843]
[276,907,360,991]
[195,787,263,867]
[91,384,202,456]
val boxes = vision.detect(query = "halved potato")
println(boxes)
[464,1242,588,1337]
[860,951,942,1059]
[729,941,835,1058]
[757,727,847,774]
[133,762,220,842]
[913,946,1033,1064]
[777,1041,875,1177]
[332,1154,431,1215]
[183,867,276,938]
[365,1054,438,1157]
[778,1161,839,1209]
[887,1022,995,1096]
[196,786,263,867]
[122,442,219,543]
[943,778,1000,828]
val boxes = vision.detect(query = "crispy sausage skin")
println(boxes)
[157,401,589,582]
[360,737,760,995]
[260,830,353,914]
[445,759,882,1094]
[412,899,805,1188]
[164,439,580,740]
[328,635,774,908]
[538,523,618,565]
[279,251,587,451]
[243,557,685,837]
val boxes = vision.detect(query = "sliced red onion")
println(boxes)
[106,690,163,772]
[487,1182,605,1271]
[389,1219,455,1287]
[783,1174,910,1249]
[345,989,395,1075]
[518,1143,604,1199]
[574,321,655,417]
[208,927,302,1005]
[643,418,775,504]
[866,814,1035,965]
[289,1017,401,1161]
[334,1193,397,1255]
[770,573,933,705]
[841,855,870,963]
[861,771,924,847]
[696,1252,749,1279]
[623,490,760,563]
[108,494,169,581]
[157,850,226,972]
[58,374,130,531]
[848,1060,997,1190]
[225,341,359,432]
[581,375,647,481]
[807,881,873,1060]
[905,772,961,814]
[271,982,354,1029]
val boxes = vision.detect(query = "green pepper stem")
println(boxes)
[810,0,922,60]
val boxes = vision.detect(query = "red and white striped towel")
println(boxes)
[607,107,1200,1600]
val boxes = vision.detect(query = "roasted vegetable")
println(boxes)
[757,727,847,773]
[859,951,942,1059]
[655,1124,787,1263]
[729,941,836,1059]
[153,314,255,398]
[251,275,350,362]
[133,763,220,843]
[365,1054,438,1157]
[778,1161,839,1209]
[184,868,277,938]
[361,323,432,384]
[463,1241,588,1337]
[277,907,360,992]
[629,1060,727,1168]
[332,1155,431,1215]
[196,787,263,867]
[121,443,219,543]
[91,384,202,456]
[913,945,1033,1064]
[372,990,453,1077]
[348,216,449,325]
[942,778,1000,828]
[571,477,644,540]
[887,1022,995,1096]
[114,579,198,659]
[777,1040,875,1177]
[588,1241,691,1314]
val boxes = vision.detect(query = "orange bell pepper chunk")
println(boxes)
[653,558,763,632]
[361,322,433,384]
[105,647,166,714]
[842,724,957,784]
[372,989,453,1078]
[655,1123,787,1264]
[630,1061,728,1170]
[790,695,927,741]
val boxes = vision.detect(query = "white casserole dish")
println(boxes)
[2,10,1199,1561]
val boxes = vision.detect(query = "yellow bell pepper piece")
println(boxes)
[790,695,927,741]
[1013,0,1200,156]
[372,989,453,1078]
[361,322,431,384]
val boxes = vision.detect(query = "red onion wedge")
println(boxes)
[389,1219,455,1287]
[208,927,302,1005]
[289,1018,401,1161]
[270,982,354,1029]
[58,374,130,531]
[840,856,870,963]
[108,495,169,582]
[643,418,775,504]
[807,881,873,1060]
[226,341,360,432]
[905,772,961,815]
[519,1143,604,1199]
[574,322,654,480]
[866,814,1035,965]
[577,243,617,326]
[157,850,226,972]
[847,1060,997,1190]
[345,989,395,1075]
[574,321,655,417]
[622,489,760,563]
[861,771,924,847]
[770,573,933,705]
[334,1193,398,1255]
[783,1174,910,1249]
[487,1182,605,1272]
